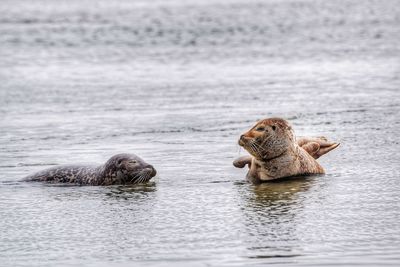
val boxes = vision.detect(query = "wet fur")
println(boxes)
[234,118,339,183]
[23,153,156,186]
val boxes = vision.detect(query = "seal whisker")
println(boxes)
[135,172,146,184]
[141,172,148,183]
[135,174,143,184]
[130,173,141,184]
[251,139,270,155]
[250,143,259,155]
[250,141,265,157]
[247,140,256,152]
[137,172,150,184]
[142,172,150,183]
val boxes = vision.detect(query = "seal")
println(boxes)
[233,135,339,169]
[23,153,157,185]
[233,118,339,184]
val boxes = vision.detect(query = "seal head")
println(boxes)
[239,118,295,161]
[101,153,157,185]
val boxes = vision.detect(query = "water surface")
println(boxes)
[1,0,400,266]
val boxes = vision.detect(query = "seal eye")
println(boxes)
[272,125,276,131]
[130,160,137,164]
[117,159,124,166]
[255,126,265,132]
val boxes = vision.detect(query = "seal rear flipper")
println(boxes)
[299,136,340,159]
[22,174,50,182]
[314,142,340,159]
[301,142,321,159]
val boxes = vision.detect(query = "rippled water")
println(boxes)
[1,0,400,266]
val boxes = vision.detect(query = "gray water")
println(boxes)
[1,0,400,266]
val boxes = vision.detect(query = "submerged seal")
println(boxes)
[23,153,157,185]
[233,118,339,184]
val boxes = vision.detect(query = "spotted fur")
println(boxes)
[23,153,156,186]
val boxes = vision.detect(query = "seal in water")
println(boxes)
[23,153,157,185]
[233,118,339,184]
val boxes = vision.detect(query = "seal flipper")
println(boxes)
[302,141,340,159]
[314,142,340,159]
[301,142,321,159]
[298,136,340,159]
[233,156,252,169]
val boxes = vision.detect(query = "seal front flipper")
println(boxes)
[233,156,252,169]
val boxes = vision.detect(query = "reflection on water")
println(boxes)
[105,183,157,199]
[237,177,316,261]
[248,177,315,205]
[1,0,400,266]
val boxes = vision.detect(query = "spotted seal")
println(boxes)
[233,118,339,184]
[23,153,157,185]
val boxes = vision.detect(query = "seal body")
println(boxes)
[23,153,157,185]
[233,118,339,184]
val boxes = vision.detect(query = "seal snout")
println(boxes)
[239,135,247,146]
[145,164,157,177]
